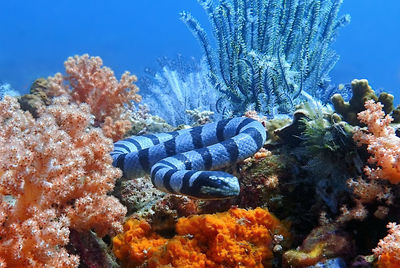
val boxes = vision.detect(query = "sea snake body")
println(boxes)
[111,117,267,199]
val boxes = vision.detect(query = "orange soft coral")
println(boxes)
[0,96,126,267]
[353,100,400,183]
[113,207,288,268]
[47,54,141,141]
[373,222,400,267]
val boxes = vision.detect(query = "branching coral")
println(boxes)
[47,54,141,141]
[353,100,400,184]
[0,96,126,267]
[113,207,288,267]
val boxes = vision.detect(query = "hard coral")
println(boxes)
[331,79,396,125]
[113,207,288,267]
[47,54,141,141]
[0,96,126,267]
[353,100,400,183]
[18,78,52,118]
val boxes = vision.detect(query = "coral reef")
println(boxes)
[353,100,400,184]
[0,96,126,267]
[18,78,52,118]
[67,229,119,268]
[283,224,355,267]
[128,104,175,135]
[238,149,286,209]
[47,54,141,141]
[112,207,289,267]
[114,176,165,215]
[181,0,350,115]
[275,103,362,214]
[331,79,398,125]
[185,108,214,125]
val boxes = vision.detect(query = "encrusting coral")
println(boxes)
[0,96,126,267]
[113,207,289,267]
[47,54,142,141]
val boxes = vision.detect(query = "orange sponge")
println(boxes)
[113,207,288,267]
[112,219,167,267]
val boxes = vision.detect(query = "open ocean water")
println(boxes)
[0,0,399,100]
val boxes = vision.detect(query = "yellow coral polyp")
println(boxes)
[113,207,288,267]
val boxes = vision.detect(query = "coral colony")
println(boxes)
[1,0,400,268]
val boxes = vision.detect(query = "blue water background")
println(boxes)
[1,0,399,102]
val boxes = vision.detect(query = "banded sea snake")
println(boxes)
[111,117,267,199]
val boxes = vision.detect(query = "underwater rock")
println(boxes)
[275,102,363,213]
[185,108,214,125]
[265,116,293,144]
[310,258,347,268]
[283,224,355,267]
[18,78,51,117]
[274,109,309,146]
[129,104,174,135]
[67,230,119,268]
[238,149,286,209]
[149,194,201,235]
[114,176,165,216]
[392,106,400,123]
[349,255,375,268]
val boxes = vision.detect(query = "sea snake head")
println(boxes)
[188,171,240,199]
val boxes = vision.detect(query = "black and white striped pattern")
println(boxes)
[111,117,267,199]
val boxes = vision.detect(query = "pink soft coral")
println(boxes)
[353,100,400,184]
[47,54,141,141]
[0,96,126,267]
